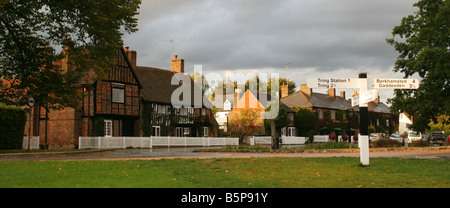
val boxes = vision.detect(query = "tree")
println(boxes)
[268,78,296,95]
[386,0,449,132]
[189,71,210,95]
[227,109,261,141]
[0,0,141,109]
[264,100,288,149]
[294,107,318,139]
[428,114,450,136]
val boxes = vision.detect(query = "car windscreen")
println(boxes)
[409,132,420,137]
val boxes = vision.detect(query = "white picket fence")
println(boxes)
[244,135,357,145]
[244,136,307,146]
[78,136,239,149]
[313,135,356,142]
[22,136,40,150]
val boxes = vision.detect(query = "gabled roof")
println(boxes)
[281,91,351,110]
[134,66,212,108]
[233,90,296,113]
[282,88,393,114]
[210,93,236,110]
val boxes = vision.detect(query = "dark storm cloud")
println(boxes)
[123,0,417,74]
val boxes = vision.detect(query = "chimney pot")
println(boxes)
[174,55,178,59]
[125,46,129,51]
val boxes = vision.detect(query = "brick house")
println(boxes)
[281,84,398,135]
[227,89,296,136]
[25,47,218,149]
[134,55,218,137]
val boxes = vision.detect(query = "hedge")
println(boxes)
[0,105,27,149]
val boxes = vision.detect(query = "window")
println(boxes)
[104,120,112,137]
[281,127,286,136]
[288,113,294,121]
[288,127,295,137]
[223,100,231,110]
[184,127,190,136]
[203,127,208,137]
[112,88,124,103]
[176,127,183,137]
[318,109,323,119]
[201,108,206,116]
[153,126,160,136]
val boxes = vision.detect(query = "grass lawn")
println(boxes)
[0,157,448,188]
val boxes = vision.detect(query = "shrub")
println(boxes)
[0,105,27,149]
[353,133,358,142]
[370,138,401,148]
[409,140,431,147]
[329,133,337,141]
[342,133,349,142]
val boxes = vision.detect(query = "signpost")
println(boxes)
[351,89,379,107]
[308,74,419,166]
[307,78,359,89]
[373,78,419,89]
[27,96,34,151]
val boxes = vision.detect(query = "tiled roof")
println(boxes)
[281,90,392,114]
[134,66,212,108]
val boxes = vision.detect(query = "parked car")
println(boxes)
[427,131,446,146]
[369,133,383,142]
[407,131,422,143]
[389,133,405,145]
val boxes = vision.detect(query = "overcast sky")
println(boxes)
[123,0,419,103]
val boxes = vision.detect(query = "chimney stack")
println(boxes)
[171,55,184,73]
[125,46,137,69]
[340,91,345,99]
[328,88,336,99]
[374,92,380,104]
[300,84,312,97]
[281,82,288,98]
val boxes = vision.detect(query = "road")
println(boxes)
[3,147,450,161]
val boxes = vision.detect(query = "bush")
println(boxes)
[409,140,431,147]
[342,133,349,142]
[370,138,401,148]
[329,133,337,141]
[0,105,27,149]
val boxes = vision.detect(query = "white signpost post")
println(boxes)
[307,74,419,166]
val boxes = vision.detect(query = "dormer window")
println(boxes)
[224,100,231,110]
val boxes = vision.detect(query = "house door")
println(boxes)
[122,118,135,136]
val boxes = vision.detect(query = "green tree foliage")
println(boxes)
[428,114,450,136]
[0,0,141,109]
[386,0,450,132]
[294,107,318,137]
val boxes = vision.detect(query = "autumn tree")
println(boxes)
[0,0,141,109]
[227,109,262,141]
[386,0,449,132]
